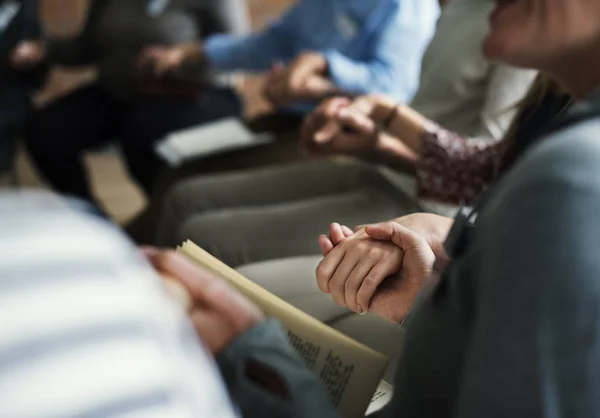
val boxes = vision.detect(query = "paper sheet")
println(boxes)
[156,118,273,166]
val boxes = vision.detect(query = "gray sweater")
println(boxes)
[48,0,249,101]
[218,110,600,417]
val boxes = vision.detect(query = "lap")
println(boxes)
[122,87,243,148]
[178,187,414,266]
[166,160,398,215]
[26,84,123,152]
[238,255,349,322]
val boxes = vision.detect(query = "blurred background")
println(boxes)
[11,0,294,222]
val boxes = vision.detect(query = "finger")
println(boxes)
[147,251,261,329]
[190,309,234,355]
[314,120,341,144]
[366,222,418,248]
[341,225,354,237]
[356,259,397,315]
[140,246,160,258]
[343,261,376,313]
[353,223,373,233]
[337,109,377,135]
[328,254,361,307]
[318,234,335,255]
[316,245,346,293]
[329,222,346,245]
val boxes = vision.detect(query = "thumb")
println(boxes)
[365,222,419,249]
[367,222,436,280]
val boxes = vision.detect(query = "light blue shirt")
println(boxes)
[203,0,440,111]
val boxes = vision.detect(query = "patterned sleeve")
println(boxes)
[416,123,507,206]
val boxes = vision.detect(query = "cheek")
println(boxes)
[483,22,539,67]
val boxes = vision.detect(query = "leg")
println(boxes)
[175,187,417,267]
[125,113,304,244]
[122,87,243,197]
[156,160,406,248]
[238,256,405,382]
[24,84,123,203]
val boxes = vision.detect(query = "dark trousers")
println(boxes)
[0,85,33,174]
[24,83,243,204]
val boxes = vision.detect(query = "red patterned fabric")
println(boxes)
[416,123,507,206]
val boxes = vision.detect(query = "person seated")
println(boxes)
[155,0,538,268]
[24,0,440,213]
[0,191,240,418]
[23,0,251,209]
[155,0,441,119]
[0,0,47,172]
[231,74,571,380]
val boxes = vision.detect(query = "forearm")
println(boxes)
[217,320,340,418]
[371,98,428,154]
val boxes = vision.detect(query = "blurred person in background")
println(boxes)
[155,0,538,269]
[23,0,250,210]
[147,0,441,119]
[0,0,47,175]
[0,191,240,418]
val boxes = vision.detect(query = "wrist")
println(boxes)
[181,42,204,64]
[371,97,401,123]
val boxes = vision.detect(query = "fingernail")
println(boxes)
[338,108,349,118]
[356,305,364,314]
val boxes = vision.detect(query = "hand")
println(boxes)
[263,52,334,106]
[317,224,426,323]
[143,248,264,355]
[321,213,453,269]
[301,96,387,157]
[10,40,46,70]
[315,214,450,323]
[138,43,201,78]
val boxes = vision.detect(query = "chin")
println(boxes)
[482,33,509,62]
[483,32,529,68]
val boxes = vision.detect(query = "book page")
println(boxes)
[178,241,389,418]
[366,381,394,416]
[156,118,273,167]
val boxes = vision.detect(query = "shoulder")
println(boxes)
[508,119,600,191]
[476,119,600,290]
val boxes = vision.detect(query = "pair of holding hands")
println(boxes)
[316,214,453,323]
[137,43,203,79]
[262,51,336,106]
[301,94,394,157]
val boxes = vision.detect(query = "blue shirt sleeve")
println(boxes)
[324,0,439,103]
[203,2,303,72]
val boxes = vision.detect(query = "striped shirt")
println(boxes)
[0,191,237,418]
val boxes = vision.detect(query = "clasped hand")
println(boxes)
[262,52,335,106]
[316,213,453,324]
[143,248,264,355]
[301,95,390,156]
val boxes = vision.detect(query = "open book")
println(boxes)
[177,241,394,418]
